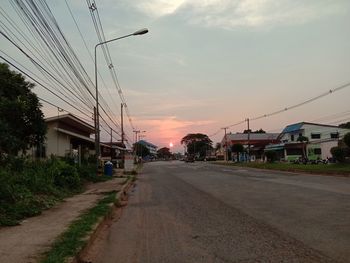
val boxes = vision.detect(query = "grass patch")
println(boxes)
[123,169,137,176]
[40,191,117,263]
[213,161,350,175]
[0,157,115,226]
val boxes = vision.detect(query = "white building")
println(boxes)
[266,122,350,161]
[44,114,96,160]
[137,140,158,155]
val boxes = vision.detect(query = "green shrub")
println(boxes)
[77,164,95,181]
[331,146,346,163]
[265,151,277,163]
[0,157,82,226]
[50,161,81,190]
[344,132,350,148]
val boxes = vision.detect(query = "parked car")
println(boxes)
[185,156,195,162]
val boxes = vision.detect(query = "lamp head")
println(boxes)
[133,28,149,36]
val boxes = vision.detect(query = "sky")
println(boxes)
[1,0,350,152]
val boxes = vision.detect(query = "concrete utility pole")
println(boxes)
[222,127,228,162]
[133,130,140,162]
[110,127,113,160]
[93,107,99,173]
[246,118,250,162]
[121,103,125,168]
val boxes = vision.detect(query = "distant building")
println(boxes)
[221,133,280,161]
[265,122,350,161]
[137,140,158,156]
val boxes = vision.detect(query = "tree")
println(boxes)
[134,142,150,157]
[157,147,172,159]
[331,147,346,163]
[243,128,266,134]
[0,63,46,155]
[231,143,244,162]
[181,133,212,158]
[343,132,350,148]
[339,122,350,129]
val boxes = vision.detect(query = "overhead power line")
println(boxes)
[250,82,350,121]
[212,82,350,139]
[1,0,124,141]
[86,0,137,139]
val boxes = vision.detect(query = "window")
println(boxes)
[286,148,303,155]
[314,148,321,154]
[311,133,321,139]
[330,133,339,139]
[291,134,294,141]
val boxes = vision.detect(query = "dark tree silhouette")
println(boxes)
[0,63,46,155]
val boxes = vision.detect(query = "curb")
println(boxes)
[68,177,135,263]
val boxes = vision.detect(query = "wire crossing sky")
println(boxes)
[1,0,350,151]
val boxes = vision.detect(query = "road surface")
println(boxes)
[89,161,350,263]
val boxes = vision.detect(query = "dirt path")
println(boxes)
[0,178,125,263]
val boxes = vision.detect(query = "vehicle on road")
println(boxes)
[184,155,195,162]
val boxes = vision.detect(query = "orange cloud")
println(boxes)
[135,116,215,151]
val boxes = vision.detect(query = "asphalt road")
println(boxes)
[91,161,350,263]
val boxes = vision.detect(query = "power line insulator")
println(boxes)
[89,3,97,11]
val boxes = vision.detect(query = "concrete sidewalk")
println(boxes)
[0,176,127,263]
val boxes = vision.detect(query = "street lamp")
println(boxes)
[94,28,148,172]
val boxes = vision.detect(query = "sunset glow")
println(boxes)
[169,142,174,148]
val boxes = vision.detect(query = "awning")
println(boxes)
[54,128,111,148]
[264,143,285,151]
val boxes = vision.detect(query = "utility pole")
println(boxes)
[246,118,250,162]
[121,103,125,168]
[110,127,113,161]
[94,107,99,173]
[222,127,228,162]
[133,130,140,163]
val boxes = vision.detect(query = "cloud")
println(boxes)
[136,0,186,17]
[135,115,216,149]
[129,0,346,29]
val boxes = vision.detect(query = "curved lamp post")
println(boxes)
[94,28,148,172]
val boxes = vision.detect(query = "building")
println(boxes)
[222,132,280,161]
[44,114,96,161]
[101,141,126,166]
[26,113,135,168]
[265,122,350,161]
[137,140,158,157]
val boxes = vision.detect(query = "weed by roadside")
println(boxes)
[0,157,113,226]
[40,191,117,263]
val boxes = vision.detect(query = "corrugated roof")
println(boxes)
[281,123,304,133]
[138,140,158,148]
[46,113,94,133]
[281,122,344,134]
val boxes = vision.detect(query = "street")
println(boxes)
[89,161,350,263]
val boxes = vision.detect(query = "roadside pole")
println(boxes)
[246,118,250,162]
[222,127,228,162]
